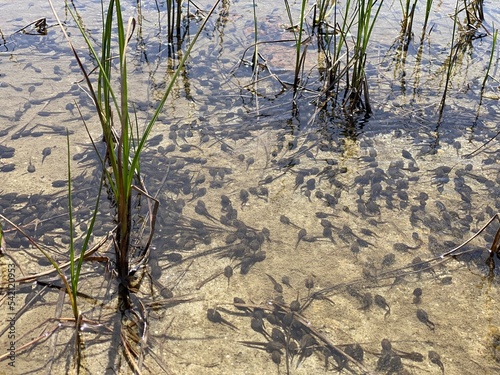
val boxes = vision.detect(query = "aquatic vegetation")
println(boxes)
[0,0,220,371]
[292,0,384,116]
[56,0,219,295]
[399,0,418,51]
[0,0,499,373]
[284,0,309,103]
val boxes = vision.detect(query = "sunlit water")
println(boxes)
[1,1,500,374]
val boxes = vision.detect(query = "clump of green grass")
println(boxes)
[232,0,383,119]
[50,0,219,301]
[284,0,309,104]
[44,0,222,370]
[348,0,383,114]
[399,0,418,51]
[310,0,383,117]
[0,130,106,368]
[166,0,184,44]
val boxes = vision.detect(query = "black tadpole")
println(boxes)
[281,275,293,288]
[374,294,390,318]
[250,317,271,339]
[289,300,301,312]
[280,214,300,229]
[195,200,218,222]
[304,276,314,295]
[265,273,283,293]
[41,146,52,164]
[271,350,281,365]
[402,149,416,162]
[27,160,36,173]
[428,350,444,374]
[224,265,233,287]
[416,308,435,330]
[207,308,237,330]
[296,228,307,249]
[239,189,249,205]
[412,288,422,304]
[271,328,286,344]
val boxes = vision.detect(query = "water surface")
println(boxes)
[1,1,500,374]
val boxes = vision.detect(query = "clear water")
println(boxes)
[1,1,500,374]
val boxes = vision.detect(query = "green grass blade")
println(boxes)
[481,28,498,92]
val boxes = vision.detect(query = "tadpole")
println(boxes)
[356,238,374,248]
[428,351,444,374]
[293,172,305,190]
[296,228,307,249]
[356,186,365,200]
[281,275,293,288]
[271,327,286,344]
[245,156,255,170]
[402,351,424,362]
[358,292,373,310]
[224,265,233,286]
[195,200,218,222]
[365,200,381,216]
[233,297,251,312]
[305,178,315,191]
[280,214,291,225]
[280,214,300,229]
[411,256,434,276]
[402,149,415,162]
[344,343,364,362]
[322,226,336,243]
[190,187,207,201]
[207,308,237,330]
[412,288,422,304]
[381,253,396,267]
[315,211,337,219]
[290,300,301,312]
[271,350,281,365]
[360,227,378,238]
[297,334,316,365]
[350,243,360,255]
[220,194,231,209]
[27,160,36,173]
[304,276,314,293]
[381,338,392,353]
[159,286,174,299]
[416,308,435,330]
[41,147,52,164]
[251,317,270,339]
[393,242,419,252]
[239,189,249,205]
[265,273,283,293]
[374,294,390,318]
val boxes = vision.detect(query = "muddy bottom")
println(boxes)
[1,1,500,374]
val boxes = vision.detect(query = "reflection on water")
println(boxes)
[0,1,500,374]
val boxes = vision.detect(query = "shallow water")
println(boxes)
[1,1,500,374]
